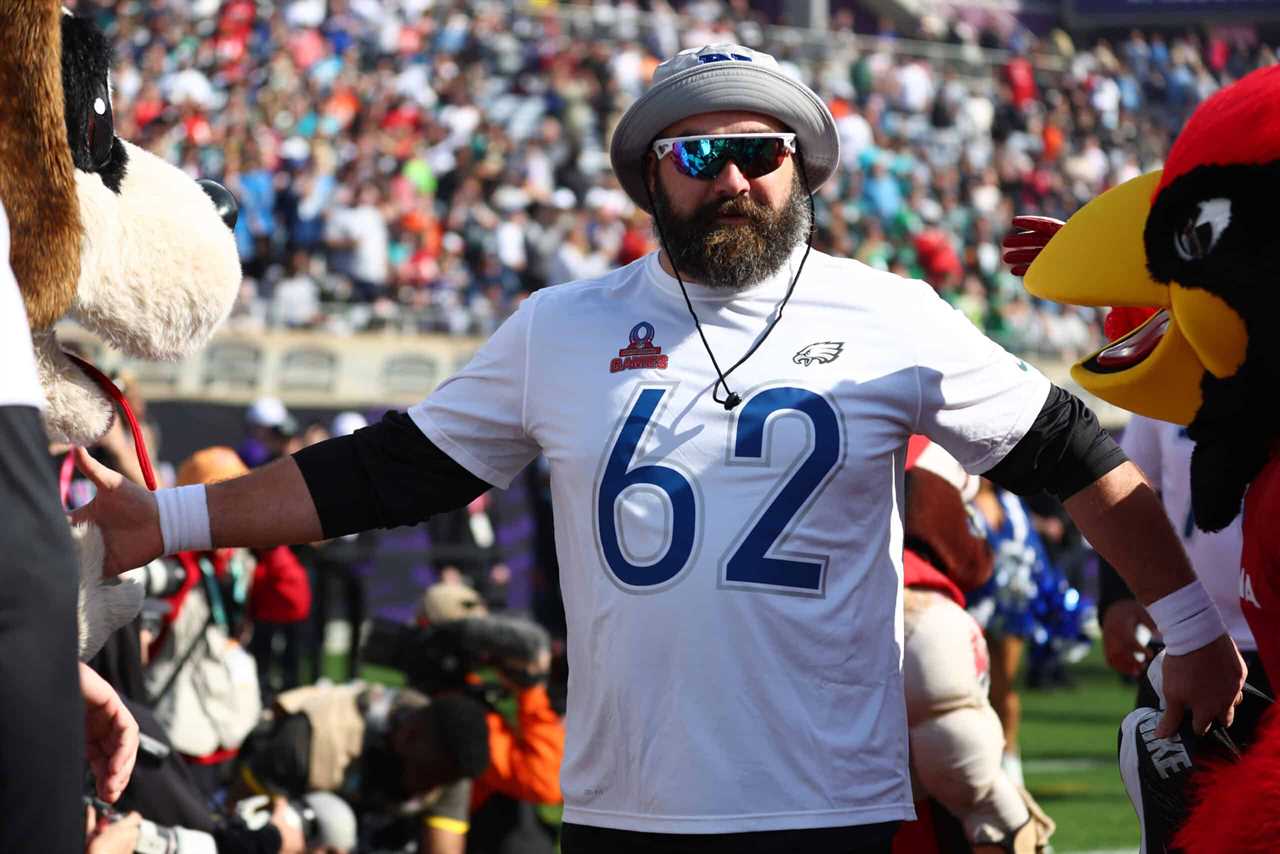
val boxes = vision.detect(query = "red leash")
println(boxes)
[60,352,158,505]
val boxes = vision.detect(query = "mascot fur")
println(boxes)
[1010,65,1280,854]
[893,437,1054,854]
[0,1,240,660]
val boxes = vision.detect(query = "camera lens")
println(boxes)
[143,561,188,598]
[294,801,320,845]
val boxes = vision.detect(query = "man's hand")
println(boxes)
[1002,215,1064,276]
[1062,465,1243,737]
[270,798,307,854]
[499,647,552,693]
[1156,635,1246,738]
[1101,600,1156,677]
[69,447,163,576]
[80,662,139,803]
[87,810,141,854]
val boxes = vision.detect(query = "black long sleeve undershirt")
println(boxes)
[983,384,1129,502]
[295,385,1125,540]
[292,411,491,539]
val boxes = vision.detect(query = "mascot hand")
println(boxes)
[1002,216,1064,277]
[1157,634,1246,738]
[80,662,139,803]
[69,447,164,577]
[73,523,143,660]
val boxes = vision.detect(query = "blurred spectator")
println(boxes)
[235,400,312,697]
[326,185,390,303]
[301,410,374,682]
[143,446,311,790]
[240,397,298,469]
[235,683,491,853]
[273,252,323,329]
[413,587,564,854]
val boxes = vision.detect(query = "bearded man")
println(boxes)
[75,45,1243,854]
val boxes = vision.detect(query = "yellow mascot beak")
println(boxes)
[1023,170,1247,426]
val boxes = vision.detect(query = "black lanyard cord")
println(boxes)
[645,157,816,411]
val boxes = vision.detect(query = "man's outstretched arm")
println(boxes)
[982,387,1244,739]
[72,450,323,575]
[1062,462,1244,738]
[71,412,491,576]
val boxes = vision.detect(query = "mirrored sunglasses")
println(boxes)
[651,133,797,181]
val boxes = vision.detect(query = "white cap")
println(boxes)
[609,43,839,213]
[912,440,980,501]
[246,396,290,429]
[441,232,465,254]
[418,581,488,624]
[492,186,531,212]
[302,791,357,851]
[330,411,368,437]
[550,187,578,210]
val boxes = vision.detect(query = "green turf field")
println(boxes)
[1020,648,1141,854]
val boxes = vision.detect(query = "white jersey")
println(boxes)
[1121,414,1254,650]
[411,248,1048,833]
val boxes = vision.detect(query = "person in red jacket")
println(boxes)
[141,447,310,789]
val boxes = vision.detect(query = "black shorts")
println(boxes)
[560,820,900,854]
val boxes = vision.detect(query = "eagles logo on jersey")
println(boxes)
[793,341,844,366]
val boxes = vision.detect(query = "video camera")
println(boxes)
[235,792,357,852]
[362,614,550,695]
[85,796,201,854]
[126,559,188,599]
[234,794,318,844]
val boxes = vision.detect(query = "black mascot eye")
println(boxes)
[1174,197,1231,262]
[86,94,114,171]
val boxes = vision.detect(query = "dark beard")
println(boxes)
[652,169,810,291]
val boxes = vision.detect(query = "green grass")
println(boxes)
[1020,648,1141,853]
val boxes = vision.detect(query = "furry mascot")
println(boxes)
[893,437,1055,854]
[1005,65,1280,853]
[0,0,240,836]
[0,2,241,660]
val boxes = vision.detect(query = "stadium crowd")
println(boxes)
[78,0,1276,358]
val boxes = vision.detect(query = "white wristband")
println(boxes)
[155,485,211,555]
[1146,580,1227,656]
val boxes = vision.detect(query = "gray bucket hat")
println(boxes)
[610,44,840,213]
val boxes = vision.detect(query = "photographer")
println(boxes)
[85,805,141,854]
[234,681,491,854]
[399,587,566,854]
[87,623,329,854]
[84,791,309,854]
[138,447,310,785]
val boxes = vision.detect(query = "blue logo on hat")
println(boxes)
[697,52,752,63]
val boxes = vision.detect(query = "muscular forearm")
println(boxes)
[73,416,487,575]
[1064,461,1197,605]
[208,456,324,549]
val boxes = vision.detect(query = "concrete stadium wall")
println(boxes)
[59,322,1132,431]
